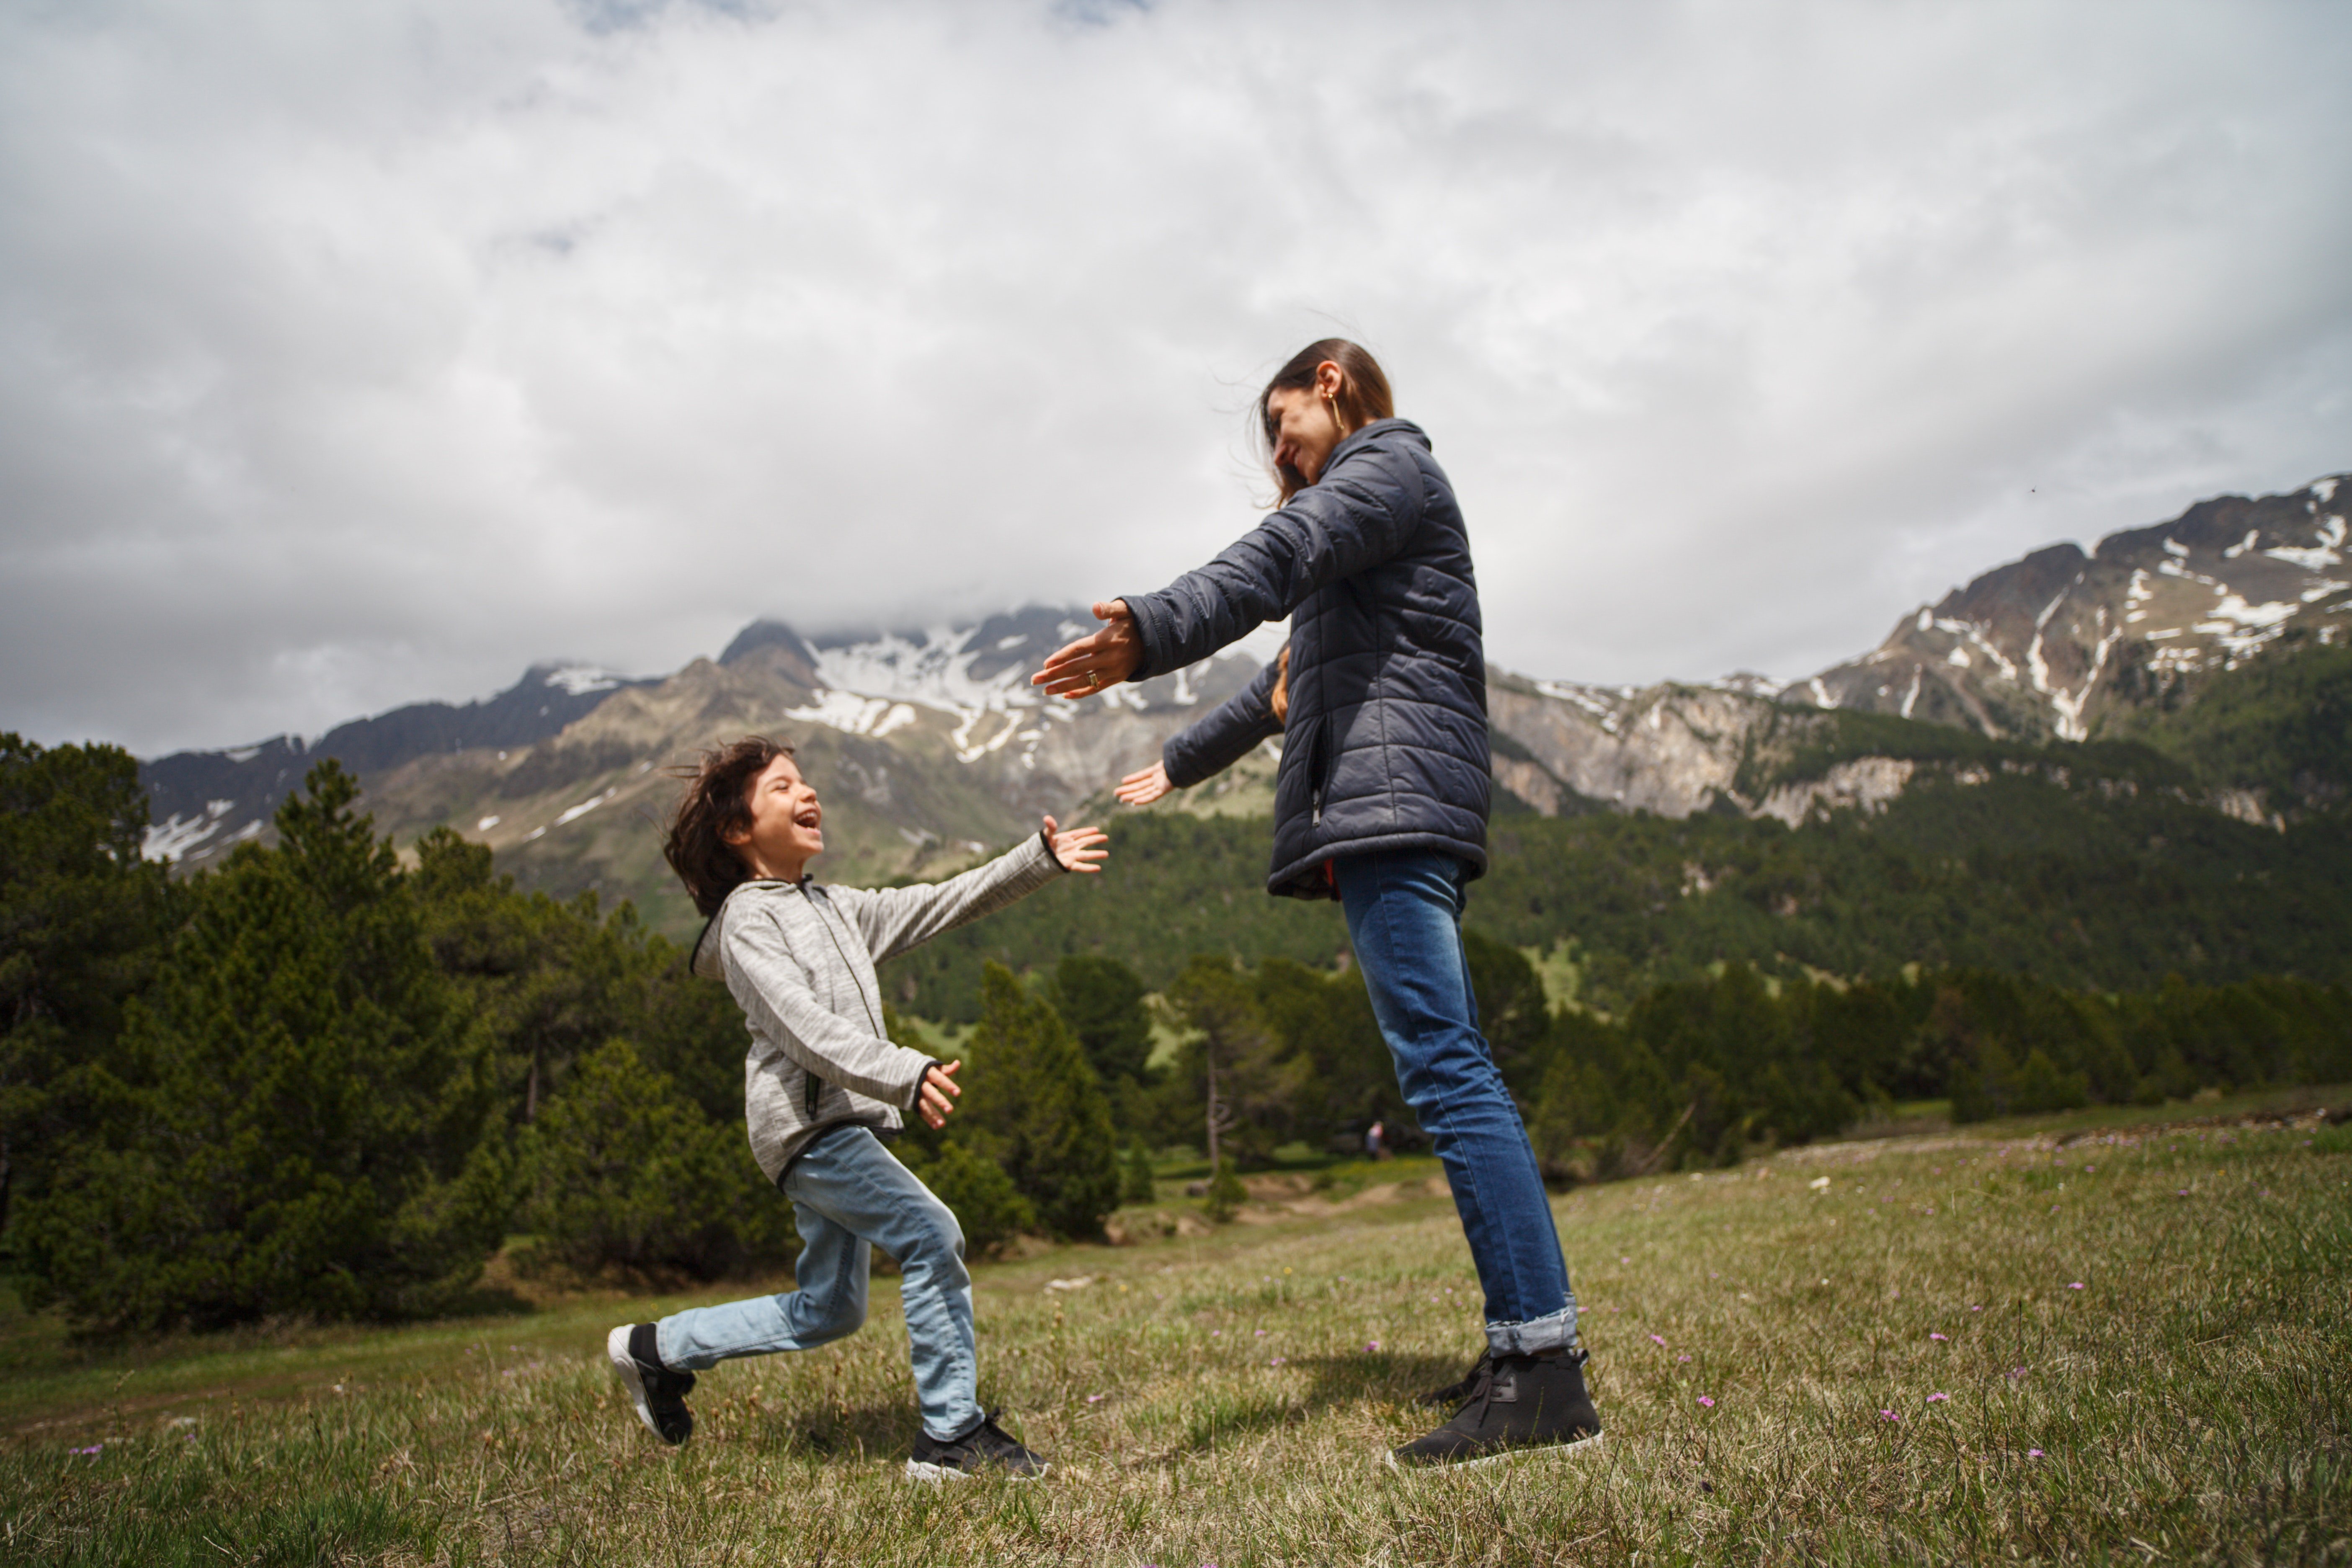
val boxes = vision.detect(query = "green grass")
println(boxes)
[6,1098,2349,1565]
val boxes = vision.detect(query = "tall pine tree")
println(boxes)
[0,736,174,1251]
[15,763,510,1330]
[955,964,1118,1240]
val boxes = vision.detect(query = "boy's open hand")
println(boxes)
[1043,815,1109,873]
[917,1060,962,1129]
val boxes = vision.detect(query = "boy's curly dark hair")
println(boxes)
[664,735,794,918]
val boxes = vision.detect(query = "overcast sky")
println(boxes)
[4,0,2348,757]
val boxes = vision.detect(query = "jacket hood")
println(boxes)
[690,878,800,979]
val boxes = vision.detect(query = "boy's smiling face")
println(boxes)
[724,752,824,882]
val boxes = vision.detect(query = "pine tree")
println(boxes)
[14,762,508,1330]
[523,1039,796,1279]
[956,964,1119,1239]
[1119,1138,1158,1206]
[1048,954,1154,1086]
[1166,955,1298,1168]
[0,736,174,1248]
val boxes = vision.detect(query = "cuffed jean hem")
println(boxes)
[1486,1305,1579,1357]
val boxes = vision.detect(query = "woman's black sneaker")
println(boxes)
[905,1411,1050,1482]
[1416,1348,1493,1408]
[607,1323,696,1445]
[1388,1347,1603,1469]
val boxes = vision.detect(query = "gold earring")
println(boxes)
[1324,390,1347,436]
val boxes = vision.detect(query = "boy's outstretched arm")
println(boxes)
[835,817,1108,965]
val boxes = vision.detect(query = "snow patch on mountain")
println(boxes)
[544,664,627,696]
[2266,513,2344,571]
[787,690,922,738]
[143,797,241,862]
[812,626,1035,714]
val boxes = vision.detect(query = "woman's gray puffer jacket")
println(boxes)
[1125,417,1490,900]
[690,833,1067,1182]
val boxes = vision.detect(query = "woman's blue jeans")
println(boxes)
[652,1125,980,1442]
[1334,849,1580,1356]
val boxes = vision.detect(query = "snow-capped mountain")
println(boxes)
[129,470,2346,932]
[1800,474,2349,740]
[140,661,654,868]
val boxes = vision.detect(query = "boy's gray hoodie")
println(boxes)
[689,832,1068,1184]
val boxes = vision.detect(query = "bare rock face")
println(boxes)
[1488,675,1777,818]
[1803,474,2350,740]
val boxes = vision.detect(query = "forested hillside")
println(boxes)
[892,743,2352,1024]
[6,735,2349,1337]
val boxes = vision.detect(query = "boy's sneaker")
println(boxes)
[606,1323,696,1446]
[905,1410,1050,1482]
[1388,1347,1603,1469]
[1416,1347,1493,1408]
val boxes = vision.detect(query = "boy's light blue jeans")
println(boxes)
[653,1124,980,1442]
[1333,848,1581,1357]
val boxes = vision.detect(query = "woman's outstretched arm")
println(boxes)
[1034,436,1424,696]
[1117,653,1282,805]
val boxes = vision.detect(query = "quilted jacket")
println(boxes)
[1128,417,1490,898]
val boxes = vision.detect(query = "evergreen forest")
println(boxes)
[4,643,2350,1337]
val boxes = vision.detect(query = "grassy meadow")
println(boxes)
[5,1091,2349,1566]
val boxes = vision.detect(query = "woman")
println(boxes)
[1033,339,1602,1468]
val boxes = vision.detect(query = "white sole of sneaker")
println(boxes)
[904,1460,1049,1483]
[606,1325,666,1444]
[1385,1429,1604,1473]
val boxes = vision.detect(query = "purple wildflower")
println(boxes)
[1697,1395,1715,1408]
[2028,1448,2044,1458]
[1880,1409,1901,1422]
[1930,1333,1948,1342]
[1650,1334,1666,1346]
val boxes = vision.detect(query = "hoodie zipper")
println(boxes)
[797,882,886,1118]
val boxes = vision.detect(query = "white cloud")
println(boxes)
[1,0,2347,754]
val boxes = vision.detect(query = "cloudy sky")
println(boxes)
[4,0,2348,757]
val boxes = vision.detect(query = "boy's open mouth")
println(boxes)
[794,806,821,830]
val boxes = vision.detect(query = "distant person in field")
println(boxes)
[1035,338,1602,1469]
[606,737,1107,1482]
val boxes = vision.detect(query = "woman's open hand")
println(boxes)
[1034,600,1143,699]
[1115,761,1171,807]
[1043,814,1109,873]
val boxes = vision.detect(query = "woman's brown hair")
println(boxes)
[1259,338,1395,504]
[664,735,794,917]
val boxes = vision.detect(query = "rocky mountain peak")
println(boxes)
[1805,474,2348,740]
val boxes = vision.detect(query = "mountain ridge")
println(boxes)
[131,472,2348,934]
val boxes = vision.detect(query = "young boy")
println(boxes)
[608,735,1107,1480]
